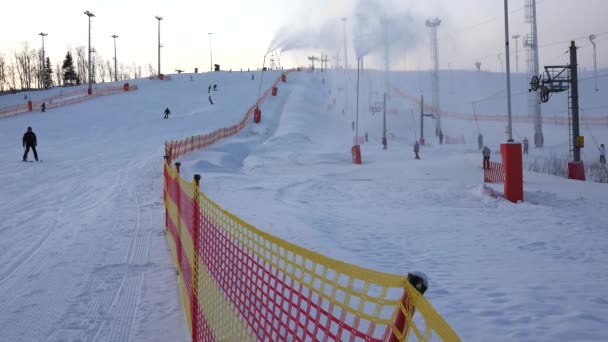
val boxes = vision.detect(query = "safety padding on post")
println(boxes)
[27,101,33,112]
[159,74,164,80]
[568,161,586,181]
[271,86,278,96]
[281,73,287,82]
[501,143,524,203]
[253,107,261,123]
[419,137,425,145]
[351,144,362,164]
[87,88,92,95]
[390,272,428,342]
[123,83,130,91]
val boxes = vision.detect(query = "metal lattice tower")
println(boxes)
[524,0,543,147]
[426,18,441,136]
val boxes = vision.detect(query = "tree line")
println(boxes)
[0,42,157,94]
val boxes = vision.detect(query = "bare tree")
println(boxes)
[7,62,17,91]
[55,62,63,87]
[98,58,106,83]
[147,63,155,77]
[0,53,6,92]
[75,46,87,84]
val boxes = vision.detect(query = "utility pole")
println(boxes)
[512,34,521,73]
[503,0,514,142]
[84,11,95,94]
[38,32,48,89]
[570,41,581,162]
[425,18,441,137]
[529,41,581,162]
[111,34,118,82]
[208,32,213,72]
[155,16,163,76]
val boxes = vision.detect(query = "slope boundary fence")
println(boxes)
[0,83,138,119]
[484,161,505,183]
[163,71,461,341]
[391,86,608,127]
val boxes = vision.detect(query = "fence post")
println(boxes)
[390,273,428,342]
[175,162,182,275]
[191,174,201,342]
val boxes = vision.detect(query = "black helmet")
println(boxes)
[27,126,32,131]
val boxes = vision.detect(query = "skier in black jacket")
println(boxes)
[22,126,38,161]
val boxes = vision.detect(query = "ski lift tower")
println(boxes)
[524,0,543,147]
[425,18,441,137]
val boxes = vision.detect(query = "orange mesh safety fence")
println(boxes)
[391,86,608,127]
[163,71,461,341]
[0,84,138,119]
[484,161,505,183]
[165,73,285,162]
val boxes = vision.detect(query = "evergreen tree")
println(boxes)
[44,57,53,88]
[62,51,77,86]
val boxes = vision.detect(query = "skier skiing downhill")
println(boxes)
[163,107,171,119]
[22,126,39,162]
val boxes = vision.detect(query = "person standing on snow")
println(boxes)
[22,126,39,162]
[523,137,529,155]
[600,144,606,165]
[163,107,171,119]
[382,136,388,150]
[41,102,46,112]
[482,145,491,170]
[439,129,444,145]
[414,140,420,159]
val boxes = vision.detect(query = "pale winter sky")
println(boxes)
[1,0,606,75]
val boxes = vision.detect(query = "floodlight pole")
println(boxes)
[38,32,48,89]
[155,16,163,75]
[589,34,598,91]
[84,11,95,94]
[503,0,514,142]
[342,17,348,113]
[208,32,213,72]
[512,34,521,73]
[111,35,118,82]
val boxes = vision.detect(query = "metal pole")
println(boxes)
[155,16,163,76]
[503,0,514,142]
[589,35,598,91]
[39,33,47,89]
[342,17,348,113]
[532,0,543,147]
[84,11,95,93]
[383,92,386,141]
[570,41,580,162]
[356,58,360,139]
[208,33,213,72]
[420,95,424,143]
[112,35,118,82]
[512,34,520,73]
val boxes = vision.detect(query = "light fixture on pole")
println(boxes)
[512,34,521,73]
[208,32,214,72]
[503,0,513,142]
[38,32,48,89]
[84,10,95,94]
[155,16,163,76]
[111,35,118,82]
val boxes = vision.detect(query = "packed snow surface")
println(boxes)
[1,68,607,341]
